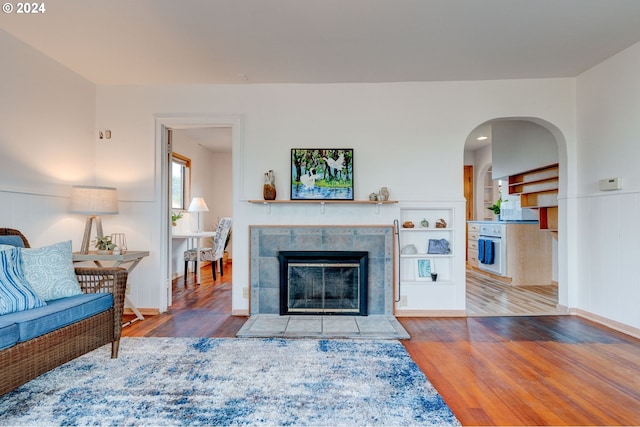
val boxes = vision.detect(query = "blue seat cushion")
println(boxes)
[1,293,113,343]
[0,319,19,350]
[0,235,25,248]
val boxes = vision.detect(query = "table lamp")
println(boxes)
[70,185,119,254]
[188,197,209,233]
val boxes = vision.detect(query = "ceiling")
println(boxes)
[3,0,640,86]
[4,0,640,153]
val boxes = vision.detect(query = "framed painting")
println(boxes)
[415,258,433,281]
[291,149,354,200]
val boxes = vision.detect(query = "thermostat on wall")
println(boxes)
[599,177,622,191]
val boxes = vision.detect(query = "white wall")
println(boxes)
[576,40,640,330]
[491,120,559,180]
[94,79,576,315]
[0,29,96,245]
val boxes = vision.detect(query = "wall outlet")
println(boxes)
[242,287,248,298]
[400,295,407,307]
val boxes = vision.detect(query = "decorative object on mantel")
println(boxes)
[291,148,354,200]
[402,221,415,228]
[435,218,447,228]
[93,236,115,254]
[420,219,430,228]
[369,192,378,201]
[263,170,276,200]
[378,186,389,201]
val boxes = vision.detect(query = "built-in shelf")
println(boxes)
[508,163,559,231]
[247,199,397,214]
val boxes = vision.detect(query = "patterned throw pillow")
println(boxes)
[21,240,82,301]
[0,246,47,315]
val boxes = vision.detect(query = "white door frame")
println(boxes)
[155,114,244,311]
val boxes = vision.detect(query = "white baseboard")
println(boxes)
[394,309,466,317]
[572,308,640,339]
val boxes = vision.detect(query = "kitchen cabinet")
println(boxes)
[468,221,552,286]
[504,223,552,286]
[467,222,479,268]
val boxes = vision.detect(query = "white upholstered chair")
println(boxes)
[183,217,232,284]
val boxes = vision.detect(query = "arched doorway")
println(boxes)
[463,117,567,316]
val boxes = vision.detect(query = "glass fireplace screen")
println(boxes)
[279,251,368,316]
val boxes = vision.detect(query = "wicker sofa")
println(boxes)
[0,228,128,395]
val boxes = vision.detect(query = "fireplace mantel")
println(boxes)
[248,199,397,214]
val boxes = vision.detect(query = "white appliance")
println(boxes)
[478,223,507,276]
[500,196,538,221]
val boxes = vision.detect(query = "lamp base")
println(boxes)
[80,216,104,254]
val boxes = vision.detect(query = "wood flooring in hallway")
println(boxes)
[122,262,640,426]
[466,268,567,316]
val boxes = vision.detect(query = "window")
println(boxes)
[171,152,191,210]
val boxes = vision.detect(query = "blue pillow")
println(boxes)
[21,241,82,301]
[0,246,46,315]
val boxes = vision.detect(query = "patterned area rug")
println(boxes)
[0,337,460,426]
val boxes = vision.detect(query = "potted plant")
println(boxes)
[94,236,116,254]
[171,211,183,226]
[487,196,506,218]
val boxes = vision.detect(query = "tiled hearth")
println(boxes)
[249,226,394,316]
[237,315,410,339]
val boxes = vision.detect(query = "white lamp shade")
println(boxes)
[188,197,209,212]
[69,185,119,215]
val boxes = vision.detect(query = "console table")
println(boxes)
[72,250,150,326]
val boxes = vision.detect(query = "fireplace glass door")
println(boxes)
[288,262,360,313]
[279,251,368,316]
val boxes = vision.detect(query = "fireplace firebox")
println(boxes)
[279,251,368,316]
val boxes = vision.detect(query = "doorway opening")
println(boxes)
[463,118,565,317]
[156,115,242,311]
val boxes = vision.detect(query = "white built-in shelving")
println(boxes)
[398,207,455,286]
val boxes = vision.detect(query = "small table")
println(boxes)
[172,231,216,284]
[72,250,150,326]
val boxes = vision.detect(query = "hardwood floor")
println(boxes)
[123,263,640,426]
[122,262,247,337]
[466,268,566,316]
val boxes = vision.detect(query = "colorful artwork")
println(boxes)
[291,149,354,200]
[416,258,432,281]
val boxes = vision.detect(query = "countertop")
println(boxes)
[467,220,539,224]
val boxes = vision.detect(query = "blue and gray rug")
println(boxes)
[0,337,460,426]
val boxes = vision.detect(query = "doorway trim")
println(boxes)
[155,114,244,311]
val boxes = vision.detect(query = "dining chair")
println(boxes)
[183,217,232,284]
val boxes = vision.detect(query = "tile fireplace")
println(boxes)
[249,226,394,316]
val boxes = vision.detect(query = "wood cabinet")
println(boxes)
[504,223,552,286]
[508,163,559,231]
[467,222,552,286]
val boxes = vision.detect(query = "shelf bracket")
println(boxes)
[263,202,271,214]
[320,201,326,214]
[375,202,382,214]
